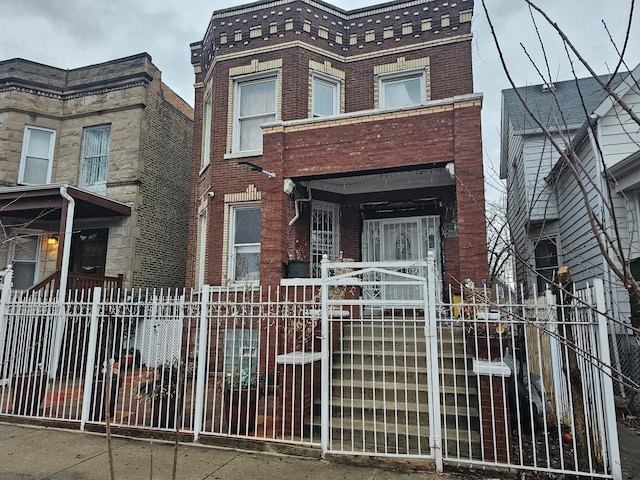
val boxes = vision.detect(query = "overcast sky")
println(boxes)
[1,1,638,201]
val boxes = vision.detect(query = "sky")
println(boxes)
[1,0,638,202]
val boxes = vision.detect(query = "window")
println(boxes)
[379,70,426,109]
[312,74,340,118]
[202,92,212,168]
[534,238,558,292]
[224,330,258,374]
[80,125,110,187]
[228,204,261,282]
[310,202,340,277]
[11,235,40,290]
[196,210,207,287]
[18,126,56,185]
[233,75,277,153]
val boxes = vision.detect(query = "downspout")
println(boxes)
[288,183,312,226]
[50,186,75,379]
[58,186,75,295]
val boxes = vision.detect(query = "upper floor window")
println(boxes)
[80,125,111,187]
[228,203,261,282]
[18,126,56,185]
[312,74,340,117]
[379,70,426,109]
[202,92,212,168]
[233,74,277,153]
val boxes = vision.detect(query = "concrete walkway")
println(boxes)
[0,422,462,480]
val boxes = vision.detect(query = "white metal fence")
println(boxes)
[0,262,623,479]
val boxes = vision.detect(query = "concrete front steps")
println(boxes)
[313,320,481,458]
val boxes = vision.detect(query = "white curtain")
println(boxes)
[238,79,276,151]
[81,126,110,185]
[383,77,421,108]
[23,129,52,184]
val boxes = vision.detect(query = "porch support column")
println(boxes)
[453,101,488,285]
[261,126,287,286]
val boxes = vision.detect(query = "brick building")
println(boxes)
[0,53,193,291]
[187,0,487,295]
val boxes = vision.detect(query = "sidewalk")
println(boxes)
[0,422,463,480]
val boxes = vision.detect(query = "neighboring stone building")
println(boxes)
[0,53,193,291]
[187,0,487,295]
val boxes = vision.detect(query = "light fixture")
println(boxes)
[237,161,276,178]
[47,235,58,247]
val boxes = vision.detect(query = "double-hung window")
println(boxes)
[18,126,56,185]
[312,74,340,117]
[202,92,212,168]
[379,70,426,109]
[310,201,340,277]
[228,204,261,282]
[80,125,111,187]
[234,75,277,153]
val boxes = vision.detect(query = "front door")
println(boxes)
[362,216,441,301]
[70,229,108,276]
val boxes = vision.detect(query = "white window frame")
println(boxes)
[196,209,207,287]
[201,91,212,169]
[224,329,259,375]
[312,73,340,118]
[18,126,56,185]
[378,69,426,109]
[79,124,111,187]
[232,72,278,154]
[227,202,261,284]
[9,233,42,290]
[532,236,560,293]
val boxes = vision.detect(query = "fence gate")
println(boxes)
[318,255,442,468]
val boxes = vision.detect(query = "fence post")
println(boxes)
[80,287,102,430]
[0,265,13,382]
[193,285,210,441]
[426,252,443,471]
[320,254,330,456]
[594,279,622,480]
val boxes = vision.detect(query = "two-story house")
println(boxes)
[0,53,193,292]
[501,66,640,327]
[187,0,488,298]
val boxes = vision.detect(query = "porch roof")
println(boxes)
[0,184,132,220]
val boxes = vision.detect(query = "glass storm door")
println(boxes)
[362,216,441,302]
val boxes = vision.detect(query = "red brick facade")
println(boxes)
[187,0,488,292]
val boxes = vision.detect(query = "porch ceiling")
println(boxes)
[302,165,455,195]
[0,184,132,220]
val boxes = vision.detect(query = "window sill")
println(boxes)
[224,150,263,161]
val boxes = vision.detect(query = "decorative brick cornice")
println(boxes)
[198,0,473,72]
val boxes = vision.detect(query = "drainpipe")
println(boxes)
[288,183,312,226]
[57,186,75,295]
[50,186,75,379]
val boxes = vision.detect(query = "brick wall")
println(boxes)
[132,74,194,288]
[187,0,486,289]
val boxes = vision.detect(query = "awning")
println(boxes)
[0,184,131,220]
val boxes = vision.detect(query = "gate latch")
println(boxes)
[430,436,442,449]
